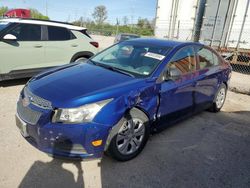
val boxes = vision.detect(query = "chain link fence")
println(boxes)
[90,26,250,94]
[90,27,250,75]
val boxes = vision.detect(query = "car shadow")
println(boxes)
[17,111,250,188]
[18,140,85,188]
[0,78,29,88]
[99,110,250,188]
[18,159,84,188]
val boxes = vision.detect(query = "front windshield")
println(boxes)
[0,21,10,31]
[91,41,171,77]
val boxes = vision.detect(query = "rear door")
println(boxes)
[194,46,222,109]
[44,26,78,67]
[0,23,45,74]
[158,45,197,121]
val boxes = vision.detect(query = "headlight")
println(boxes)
[52,99,113,124]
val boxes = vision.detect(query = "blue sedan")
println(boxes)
[16,38,231,161]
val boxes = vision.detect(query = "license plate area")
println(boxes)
[16,114,29,137]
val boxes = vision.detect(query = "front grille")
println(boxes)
[17,101,42,125]
[24,87,52,110]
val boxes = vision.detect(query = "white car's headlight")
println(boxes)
[52,99,113,124]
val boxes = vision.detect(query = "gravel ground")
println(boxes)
[91,35,115,50]
[0,79,249,188]
[229,72,250,95]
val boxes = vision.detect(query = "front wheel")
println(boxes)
[210,83,227,112]
[108,108,150,161]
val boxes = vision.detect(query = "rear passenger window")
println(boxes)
[168,46,196,75]
[48,26,72,41]
[196,47,220,69]
[10,24,41,41]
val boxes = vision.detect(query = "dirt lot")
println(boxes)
[0,79,249,188]
[230,71,250,95]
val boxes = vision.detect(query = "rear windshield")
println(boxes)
[81,29,91,39]
[0,22,10,31]
[121,35,139,41]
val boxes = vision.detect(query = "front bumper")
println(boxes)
[16,102,111,159]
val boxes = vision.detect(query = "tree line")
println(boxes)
[1,5,154,36]
[72,5,154,36]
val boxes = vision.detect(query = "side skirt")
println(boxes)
[0,66,56,81]
[151,102,212,133]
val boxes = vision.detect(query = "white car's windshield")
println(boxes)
[91,41,171,77]
[0,22,10,31]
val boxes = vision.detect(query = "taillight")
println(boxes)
[90,41,99,48]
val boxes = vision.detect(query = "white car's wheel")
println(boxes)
[74,57,88,63]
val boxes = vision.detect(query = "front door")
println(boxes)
[158,45,197,123]
[0,23,45,74]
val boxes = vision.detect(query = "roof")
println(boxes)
[0,18,86,30]
[127,38,202,48]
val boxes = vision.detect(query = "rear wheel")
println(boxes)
[210,83,227,112]
[74,57,88,63]
[108,108,150,161]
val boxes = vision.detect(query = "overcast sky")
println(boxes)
[1,0,157,23]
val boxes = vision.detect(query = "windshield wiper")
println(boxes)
[109,67,135,78]
[89,61,135,78]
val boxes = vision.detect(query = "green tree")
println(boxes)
[92,5,107,25]
[0,6,9,17]
[137,18,152,29]
[30,9,49,20]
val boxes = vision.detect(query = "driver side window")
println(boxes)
[9,24,41,41]
[165,46,196,80]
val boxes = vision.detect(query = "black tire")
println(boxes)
[209,83,227,113]
[108,108,150,161]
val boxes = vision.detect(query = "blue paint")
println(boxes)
[17,39,231,159]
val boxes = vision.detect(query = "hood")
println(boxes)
[28,63,143,108]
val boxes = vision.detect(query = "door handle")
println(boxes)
[71,44,78,47]
[34,45,43,48]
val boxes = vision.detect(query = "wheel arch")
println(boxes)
[104,106,150,151]
[223,81,228,89]
[70,51,94,62]
[127,106,150,121]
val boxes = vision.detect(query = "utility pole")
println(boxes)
[130,0,135,32]
[116,18,119,35]
[45,0,48,17]
[80,17,83,27]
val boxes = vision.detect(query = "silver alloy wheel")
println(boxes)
[116,118,145,155]
[216,87,226,109]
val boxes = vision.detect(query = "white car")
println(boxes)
[0,18,99,81]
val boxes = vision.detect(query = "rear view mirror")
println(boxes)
[3,34,17,41]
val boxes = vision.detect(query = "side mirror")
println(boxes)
[3,34,17,41]
[164,68,181,81]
